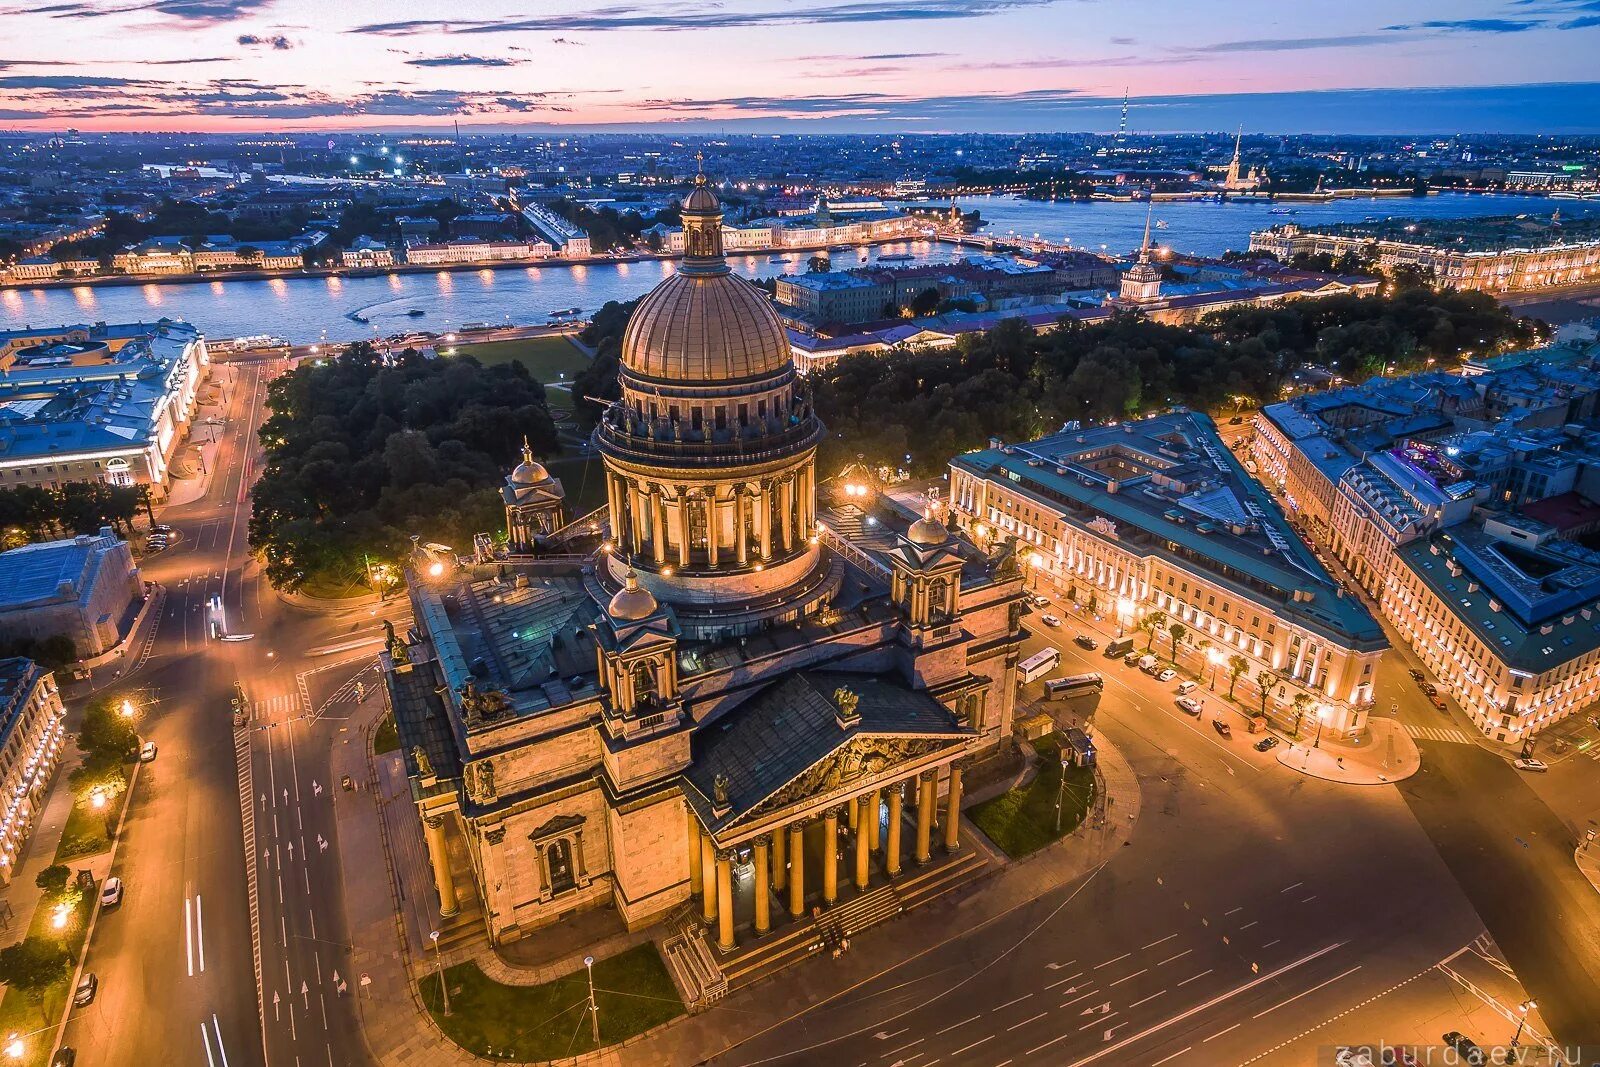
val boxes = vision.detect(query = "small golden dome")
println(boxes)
[608,570,658,620]
[907,508,947,547]
[621,271,791,382]
[510,439,550,484]
[684,174,720,214]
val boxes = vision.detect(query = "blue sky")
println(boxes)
[0,0,1597,132]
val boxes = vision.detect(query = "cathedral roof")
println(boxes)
[683,671,970,836]
[607,569,659,621]
[620,265,791,383]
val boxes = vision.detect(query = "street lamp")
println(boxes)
[119,698,136,719]
[1510,999,1536,1048]
[1115,597,1135,637]
[1312,704,1330,749]
[583,954,599,1045]
[429,930,450,1016]
[4,1033,20,1060]
[1207,649,1223,688]
[1028,551,1043,590]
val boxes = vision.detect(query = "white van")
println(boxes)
[1136,654,1159,673]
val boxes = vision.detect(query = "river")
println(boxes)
[2,192,1592,344]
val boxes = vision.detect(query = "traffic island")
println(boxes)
[1275,716,1421,785]
[418,942,684,1062]
[967,736,1097,858]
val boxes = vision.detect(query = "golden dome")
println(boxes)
[608,570,659,621]
[510,439,550,484]
[684,174,720,214]
[907,508,948,547]
[621,271,791,383]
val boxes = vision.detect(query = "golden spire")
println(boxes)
[694,149,706,186]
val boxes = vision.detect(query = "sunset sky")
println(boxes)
[2,0,1599,134]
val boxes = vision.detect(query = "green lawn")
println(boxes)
[452,334,591,384]
[298,570,372,601]
[419,942,683,1061]
[0,887,95,1066]
[373,712,400,756]
[968,736,1096,858]
[54,797,114,862]
[542,455,608,515]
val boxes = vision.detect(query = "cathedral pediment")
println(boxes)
[682,670,973,838]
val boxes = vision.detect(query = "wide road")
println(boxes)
[61,358,386,1067]
[715,608,1502,1067]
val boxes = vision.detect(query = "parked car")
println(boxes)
[1213,719,1233,739]
[1029,594,1049,607]
[1407,668,1425,682]
[1039,613,1061,627]
[1123,653,1141,667]
[1513,757,1549,773]
[1156,668,1177,682]
[99,877,123,908]
[1175,696,1203,716]
[1421,682,1439,697]
[1254,735,1280,752]
[140,740,157,762]
[73,973,97,1008]
[1175,680,1198,695]
[1428,694,1448,710]
[152,523,173,534]
[1442,1033,1484,1065]
[1074,634,1098,651]
[341,774,354,790]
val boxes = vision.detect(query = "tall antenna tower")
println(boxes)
[1117,88,1129,143]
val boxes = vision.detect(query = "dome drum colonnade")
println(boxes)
[594,167,825,611]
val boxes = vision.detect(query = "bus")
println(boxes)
[1045,673,1104,699]
[1019,648,1061,684]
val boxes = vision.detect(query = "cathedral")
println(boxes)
[382,172,1025,959]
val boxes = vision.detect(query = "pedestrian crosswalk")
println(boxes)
[251,692,303,717]
[1404,723,1476,745]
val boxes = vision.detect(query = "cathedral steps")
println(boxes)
[720,847,990,990]
[661,905,728,1009]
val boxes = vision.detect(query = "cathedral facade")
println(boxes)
[383,174,1026,955]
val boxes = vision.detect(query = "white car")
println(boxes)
[139,741,157,763]
[1512,758,1548,773]
[1175,696,1203,716]
[1029,594,1049,607]
[99,877,123,908]
[1039,613,1061,627]
[1175,680,1198,695]
[1156,668,1177,682]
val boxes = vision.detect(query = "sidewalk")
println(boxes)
[1578,839,1600,899]
[1275,715,1422,785]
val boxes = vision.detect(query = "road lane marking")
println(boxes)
[933,1015,980,1036]
[1050,941,1346,1067]
[883,1037,922,1056]
[1203,1023,1240,1042]
[1141,934,1177,951]
[212,1013,231,1067]
[1109,969,1147,987]
[1150,1047,1190,1066]
[1177,969,1213,987]
[1060,990,1099,1009]
[1157,950,1192,967]
[1224,907,1243,916]
[994,992,1033,1011]
[1262,940,1280,949]
[948,1034,992,1057]
[201,1024,217,1067]
[1045,972,1084,990]
[1238,921,1258,930]
[1094,953,1131,969]
[186,895,195,976]
[1077,1012,1117,1031]
[196,893,206,973]
[1279,881,1303,894]
[1007,1012,1048,1031]
[1250,965,1362,1020]
[1128,991,1166,1009]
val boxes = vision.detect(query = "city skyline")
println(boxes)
[2,0,1600,134]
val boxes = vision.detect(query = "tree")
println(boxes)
[1255,671,1278,718]
[34,865,70,900]
[77,696,140,764]
[0,937,72,1022]
[1167,622,1187,662]
[1292,693,1313,740]
[806,254,830,273]
[909,287,941,317]
[1141,610,1166,651]
[1227,654,1249,699]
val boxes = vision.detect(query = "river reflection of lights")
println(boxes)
[142,283,163,305]
[72,286,96,309]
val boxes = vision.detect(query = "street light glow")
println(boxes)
[428,561,445,577]
[120,698,135,718]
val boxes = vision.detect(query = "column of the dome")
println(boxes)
[651,488,667,565]
[758,480,773,560]
[706,491,720,569]
[628,481,645,557]
[734,488,749,566]
[674,490,691,569]
[778,475,794,553]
